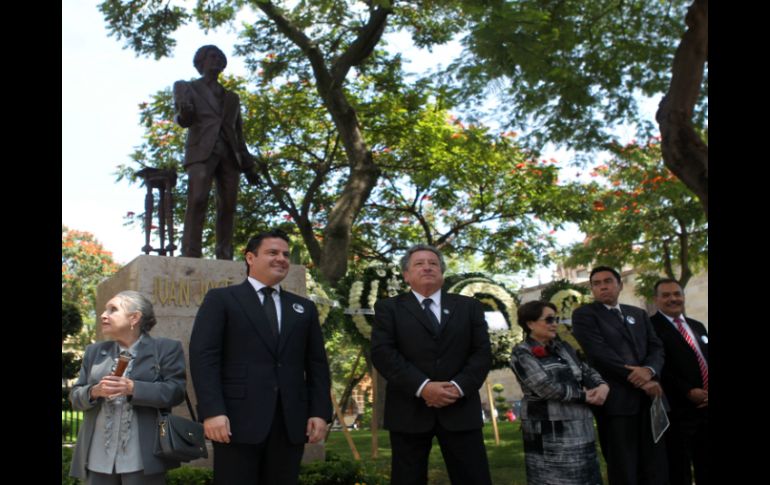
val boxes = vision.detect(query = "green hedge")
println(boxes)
[62,447,386,485]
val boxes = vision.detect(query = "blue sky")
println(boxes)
[63,0,608,286]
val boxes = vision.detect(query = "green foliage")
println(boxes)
[299,452,366,485]
[564,140,707,298]
[167,466,213,485]
[62,226,120,330]
[62,352,82,382]
[62,300,83,342]
[452,0,705,151]
[491,382,510,419]
[61,446,79,485]
[99,0,190,60]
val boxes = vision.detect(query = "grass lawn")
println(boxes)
[325,421,607,485]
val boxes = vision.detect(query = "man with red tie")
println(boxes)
[651,279,708,485]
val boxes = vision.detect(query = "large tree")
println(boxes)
[101,0,469,285]
[121,67,586,280]
[563,139,707,297]
[451,0,708,215]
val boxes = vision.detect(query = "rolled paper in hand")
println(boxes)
[113,354,131,377]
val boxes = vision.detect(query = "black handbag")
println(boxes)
[154,394,208,462]
[151,342,208,462]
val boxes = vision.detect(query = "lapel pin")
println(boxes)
[625,315,636,325]
[293,303,305,314]
[443,309,450,315]
[700,335,708,344]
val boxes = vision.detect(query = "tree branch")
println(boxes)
[331,6,392,85]
[256,1,333,92]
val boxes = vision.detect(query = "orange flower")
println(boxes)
[593,201,606,211]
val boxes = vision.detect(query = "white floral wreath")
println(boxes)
[448,277,523,344]
[346,266,404,340]
[305,273,338,326]
[548,289,590,323]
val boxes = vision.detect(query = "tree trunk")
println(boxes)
[656,0,708,218]
[257,2,389,286]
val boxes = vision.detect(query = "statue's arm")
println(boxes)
[173,81,195,127]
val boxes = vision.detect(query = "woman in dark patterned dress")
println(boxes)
[510,300,609,485]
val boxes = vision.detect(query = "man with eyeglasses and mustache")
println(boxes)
[572,266,668,485]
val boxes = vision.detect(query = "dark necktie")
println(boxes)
[422,298,440,331]
[610,307,624,323]
[674,317,708,391]
[260,287,279,337]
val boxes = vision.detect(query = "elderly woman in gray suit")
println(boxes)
[69,290,186,485]
[510,300,610,485]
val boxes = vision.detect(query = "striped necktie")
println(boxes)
[674,317,708,391]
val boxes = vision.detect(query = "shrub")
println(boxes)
[167,466,213,485]
[61,446,79,485]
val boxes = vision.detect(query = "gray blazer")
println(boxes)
[69,335,186,479]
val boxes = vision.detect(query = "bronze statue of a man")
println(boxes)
[173,45,259,260]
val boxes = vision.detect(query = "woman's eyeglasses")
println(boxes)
[540,316,559,324]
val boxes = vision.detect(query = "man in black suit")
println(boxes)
[572,266,668,485]
[189,229,332,484]
[651,279,708,485]
[371,244,493,485]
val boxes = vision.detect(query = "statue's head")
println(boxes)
[193,45,228,75]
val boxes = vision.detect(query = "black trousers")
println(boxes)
[596,409,669,485]
[389,423,492,485]
[212,401,304,485]
[666,407,708,485]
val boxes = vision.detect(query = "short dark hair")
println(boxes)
[399,244,446,273]
[654,278,682,295]
[244,229,291,273]
[193,45,227,75]
[589,266,621,284]
[517,300,557,336]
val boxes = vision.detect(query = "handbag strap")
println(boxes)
[151,337,199,422]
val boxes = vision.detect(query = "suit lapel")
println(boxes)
[438,290,458,337]
[233,281,278,357]
[277,291,302,356]
[401,292,436,336]
[599,303,639,358]
[190,79,223,116]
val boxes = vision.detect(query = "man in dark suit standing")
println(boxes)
[371,244,493,485]
[189,229,332,484]
[173,45,259,260]
[651,279,708,485]
[572,266,668,485]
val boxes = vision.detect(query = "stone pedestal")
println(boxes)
[95,255,324,467]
